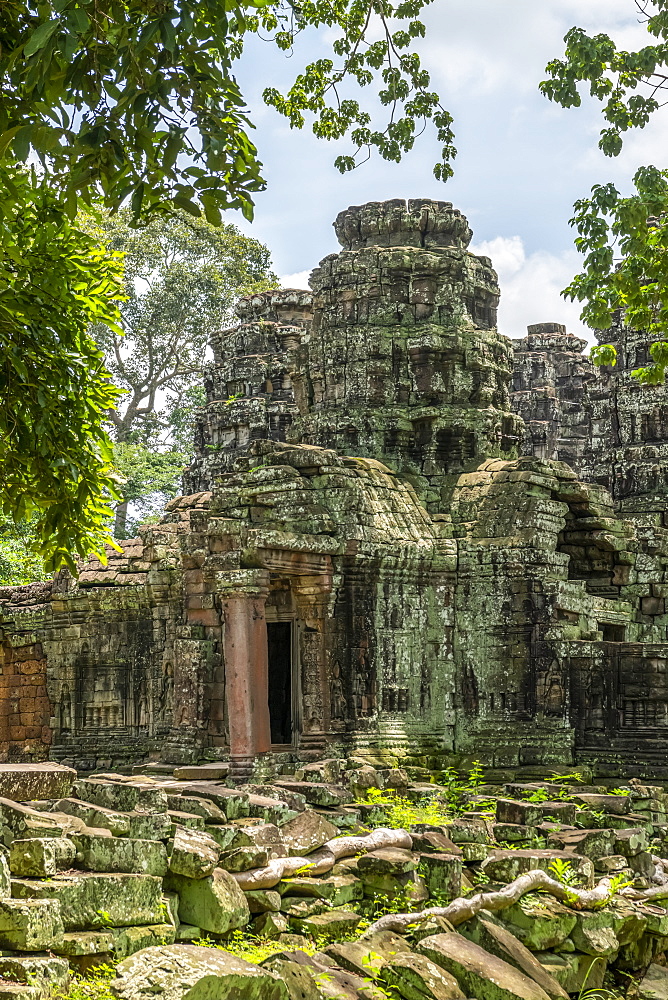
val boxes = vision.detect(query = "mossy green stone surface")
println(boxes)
[495,897,577,951]
[110,944,289,1000]
[418,933,552,1000]
[0,898,64,951]
[11,873,163,930]
[72,835,168,875]
[164,868,249,935]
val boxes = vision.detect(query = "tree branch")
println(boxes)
[362,869,616,937]
[232,827,412,891]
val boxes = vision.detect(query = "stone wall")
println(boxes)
[510,317,668,773]
[0,584,53,762]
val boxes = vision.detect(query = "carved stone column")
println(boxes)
[291,568,336,752]
[220,573,271,781]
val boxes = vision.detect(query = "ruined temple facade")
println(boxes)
[1,199,667,779]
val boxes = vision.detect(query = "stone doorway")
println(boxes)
[267,621,294,745]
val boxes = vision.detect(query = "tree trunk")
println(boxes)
[114,499,129,539]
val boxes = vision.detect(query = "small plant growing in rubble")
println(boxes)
[194,931,315,965]
[576,959,627,1000]
[607,872,633,896]
[439,760,487,814]
[545,771,584,784]
[575,807,607,829]
[547,857,583,905]
[361,787,451,829]
[52,964,116,1000]
[471,867,491,887]
[548,857,580,887]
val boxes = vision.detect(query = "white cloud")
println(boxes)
[421,0,646,99]
[279,270,312,290]
[471,235,593,344]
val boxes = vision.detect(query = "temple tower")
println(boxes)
[288,199,523,508]
[183,289,313,493]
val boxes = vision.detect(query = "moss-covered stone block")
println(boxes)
[280,811,338,856]
[417,852,462,902]
[481,849,594,886]
[0,952,70,994]
[125,815,172,842]
[381,951,466,1000]
[52,930,116,957]
[0,981,40,1000]
[9,838,75,878]
[54,800,130,837]
[0,765,75,802]
[218,847,269,873]
[0,898,64,951]
[11,873,164,930]
[569,909,619,957]
[537,952,605,994]
[495,896,577,951]
[458,917,568,1000]
[112,923,176,959]
[72,835,168,876]
[110,944,289,1000]
[278,874,362,904]
[290,909,362,940]
[74,779,168,815]
[164,868,249,935]
[166,796,226,824]
[418,932,551,1000]
[0,800,65,846]
[168,827,219,880]
[251,911,289,938]
[245,889,281,914]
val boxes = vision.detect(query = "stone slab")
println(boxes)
[11,873,164,931]
[640,963,668,1000]
[0,765,76,803]
[111,944,289,1000]
[419,932,552,1000]
[172,765,229,781]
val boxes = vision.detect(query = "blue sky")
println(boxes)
[225,0,663,343]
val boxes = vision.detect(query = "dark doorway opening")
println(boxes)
[267,621,293,744]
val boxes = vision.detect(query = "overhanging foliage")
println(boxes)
[0,165,125,573]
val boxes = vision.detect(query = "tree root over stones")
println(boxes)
[363,869,618,936]
[232,827,413,890]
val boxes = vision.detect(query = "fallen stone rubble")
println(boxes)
[1,763,668,998]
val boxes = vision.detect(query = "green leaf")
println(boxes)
[0,127,23,158]
[24,18,60,57]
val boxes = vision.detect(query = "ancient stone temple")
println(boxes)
[1,199,667,780]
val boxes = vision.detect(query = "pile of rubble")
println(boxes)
[1,762,668,1000]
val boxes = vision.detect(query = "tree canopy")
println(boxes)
[111,442,190,538]
[0,514,50,586]
[1,0,453,575]
[0,165,125,575]
[85,207,276,535]
[2,0,453,223]
[87,206,276,445]
[542,1,668,383]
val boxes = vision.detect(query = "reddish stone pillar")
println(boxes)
[222,584,271,781]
